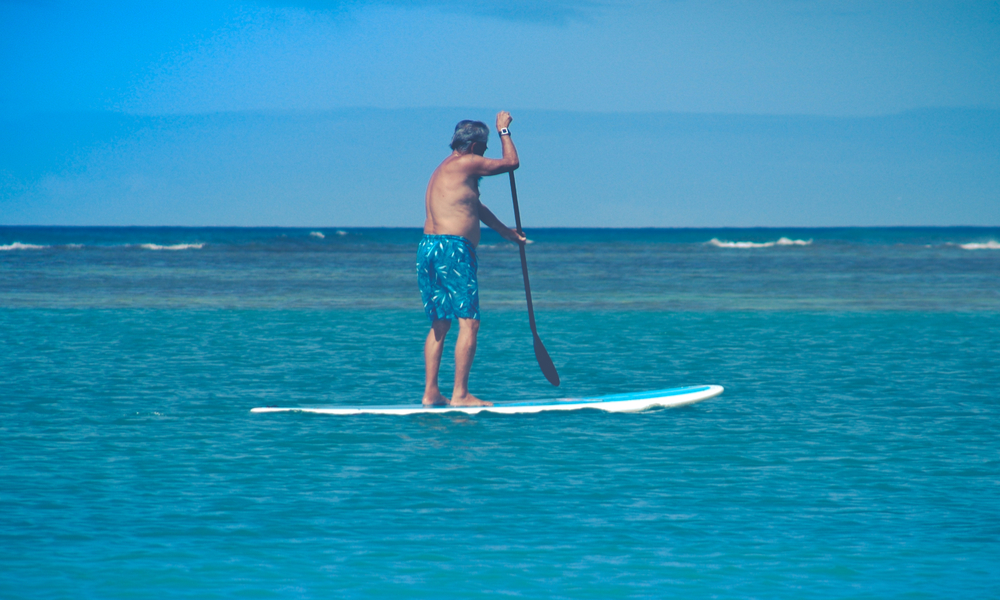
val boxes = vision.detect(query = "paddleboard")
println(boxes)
[251,384,723,416]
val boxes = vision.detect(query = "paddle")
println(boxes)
[508,171,560,386]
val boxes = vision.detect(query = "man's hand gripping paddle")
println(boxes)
[508,171,560,386]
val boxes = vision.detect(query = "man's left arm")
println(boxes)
[479,202,526,244]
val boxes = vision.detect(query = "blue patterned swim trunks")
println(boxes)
[417,234,480,321]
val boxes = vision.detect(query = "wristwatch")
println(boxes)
[498,127,510,136]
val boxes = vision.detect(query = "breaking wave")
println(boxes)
[309,231,325,239]
[957,241,1000,250]
[0,242,47,251]
[138,243,205,251]
[708,237,812,248]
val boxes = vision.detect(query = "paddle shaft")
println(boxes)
[508,171,538,334]
[508,171,560,386]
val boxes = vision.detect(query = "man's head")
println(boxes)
[450,120,489,155]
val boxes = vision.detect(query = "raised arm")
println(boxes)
[467,111,519,176]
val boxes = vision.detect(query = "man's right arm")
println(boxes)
[468,111,519,176]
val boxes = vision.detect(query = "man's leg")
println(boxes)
[450,318,491,406]
[423,319,451,406]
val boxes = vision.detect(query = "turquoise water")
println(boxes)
[2,227,999,598]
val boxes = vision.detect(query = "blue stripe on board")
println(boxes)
[498,385,711,408]
[290,386,712,411]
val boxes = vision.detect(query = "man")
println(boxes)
[417,111,526,407]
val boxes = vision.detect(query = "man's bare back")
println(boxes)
[424,111,524,249]
[419,112,526,408]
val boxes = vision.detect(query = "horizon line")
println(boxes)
[3,225,999,230]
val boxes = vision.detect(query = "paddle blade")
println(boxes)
[533,333,560,386]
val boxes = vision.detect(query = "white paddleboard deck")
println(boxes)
[251,384,723,416]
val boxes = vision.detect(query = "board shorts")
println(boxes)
[416,234,480,322]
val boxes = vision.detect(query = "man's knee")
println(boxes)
[431,319,451,339]
[458,318,480,334]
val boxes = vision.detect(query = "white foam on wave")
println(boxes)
[310,231,325,239]
[958,241,1000,250]
[776,237,812,246]
[707,237,812,248]
[138,243,205,250]
[710,239,774,248]
[0,242,47,251]
[336,230,349,236]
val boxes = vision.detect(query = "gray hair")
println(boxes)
[450,120,489,152]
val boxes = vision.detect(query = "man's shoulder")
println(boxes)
[433,156,479,184]
[441,152,482,171]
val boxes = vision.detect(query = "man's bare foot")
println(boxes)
[449,393,492,407]
[422,391,449,407]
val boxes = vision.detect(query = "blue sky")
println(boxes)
[2,0,999,226]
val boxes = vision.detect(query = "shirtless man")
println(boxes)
[417,111,526,407]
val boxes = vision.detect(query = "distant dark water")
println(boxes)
[2,227,998,598]
[2,226,998,310]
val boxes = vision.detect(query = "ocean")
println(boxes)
[2,226,998,598]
